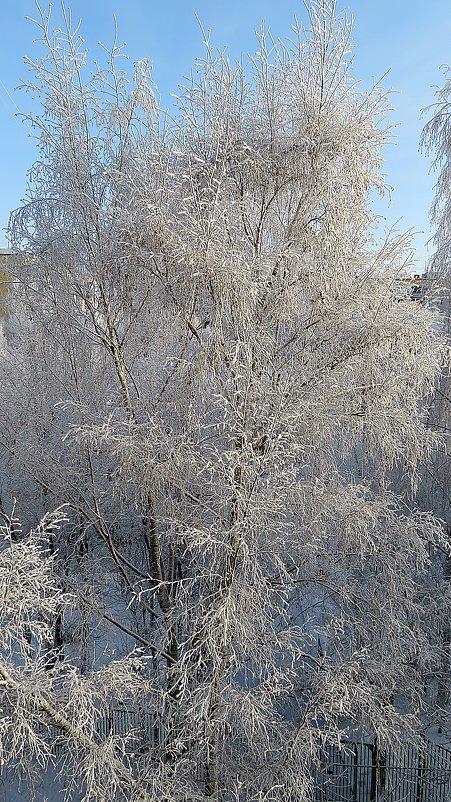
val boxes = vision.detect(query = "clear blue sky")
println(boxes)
[0,1,450,269]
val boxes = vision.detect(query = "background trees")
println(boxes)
[1,2,450,800]
[418,67,451,723]
[421,68,451,278]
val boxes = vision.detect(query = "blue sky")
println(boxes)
[0,1,450,269]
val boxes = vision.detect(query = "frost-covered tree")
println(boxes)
[421,66,451,277]
[1,2,451,800]
[419,67,451,721]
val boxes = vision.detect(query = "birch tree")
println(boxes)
[1,2,450,800]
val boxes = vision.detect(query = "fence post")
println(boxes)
[415,749,424,802]
[370,743,377,802]
[353,746,359,802]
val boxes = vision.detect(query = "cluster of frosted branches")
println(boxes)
[0,508,154,802]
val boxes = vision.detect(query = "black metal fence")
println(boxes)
[313,740,451,802]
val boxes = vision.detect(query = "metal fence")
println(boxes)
[313,740,451,802]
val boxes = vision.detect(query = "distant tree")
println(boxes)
[421,67,451,277]
[420,67,451,721]
[1,2,450,800]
